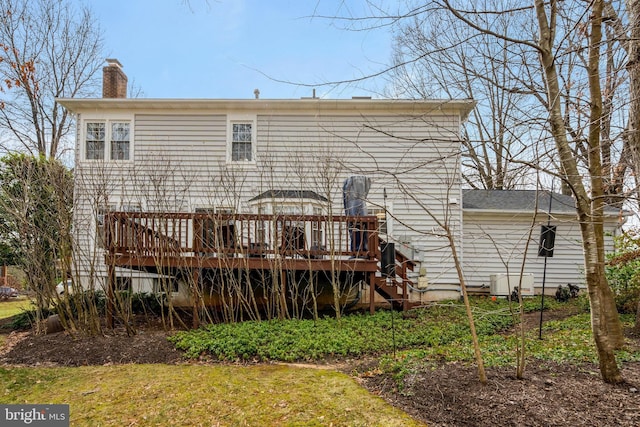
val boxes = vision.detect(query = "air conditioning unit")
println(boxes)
[489,273,534,296]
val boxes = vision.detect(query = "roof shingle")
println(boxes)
[462,189,620,215]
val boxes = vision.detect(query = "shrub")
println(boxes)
[6,307,55,330]
[606,229,640,314]
[130,292,164,315]
[53,290,107,317]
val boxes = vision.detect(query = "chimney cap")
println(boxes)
[105,58,123,68]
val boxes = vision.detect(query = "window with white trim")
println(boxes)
[86,123,105,160]
[110,122,130,160]
[121,203,142,212]
[311,206,324,248]
[85,120,131,160]
[227,115,256,163]
[232,123,252,161]
[96,205,115,248]
[195,207,236,251]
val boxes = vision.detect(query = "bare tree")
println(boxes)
[388,7,537,190]
[627,0,640,206]
[0,0,104,159]
[425,0,625,383]
[532,0,623,382]
[319,0,630,383]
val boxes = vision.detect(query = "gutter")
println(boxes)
[463,208,622,218]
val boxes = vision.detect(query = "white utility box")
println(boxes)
[489,273,534,296]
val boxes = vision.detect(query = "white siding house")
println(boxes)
[57,62,627,311]
[57,62,476,305]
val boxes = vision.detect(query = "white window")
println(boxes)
[84,120,132,161]
[86,123,105,160]
[195,207,236,251]
[232,123,252,161]
[256,205,267,244]
[121,203,142,212]
[96,204,116,248]
[216,207,234,215]
[227,115,256,163]
[195,206,234,216]
[110,122,130,160]
[273,205,303,216]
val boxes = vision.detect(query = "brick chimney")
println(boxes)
[102,58,127,98]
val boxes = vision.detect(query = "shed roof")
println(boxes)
[462,189,621,215]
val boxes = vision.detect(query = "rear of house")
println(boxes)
[58,60,475,315]
[59,61,627,319]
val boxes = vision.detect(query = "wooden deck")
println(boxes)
[103,211,415,325]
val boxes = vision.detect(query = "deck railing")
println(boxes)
[104,212,381,261]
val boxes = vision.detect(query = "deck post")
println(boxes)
[369,271,376,314]
[192,268,200,328]
[280,269,287,320]
[106,261,115,328]
[402,262,408,311]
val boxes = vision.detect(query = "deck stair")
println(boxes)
[374,239,420,311]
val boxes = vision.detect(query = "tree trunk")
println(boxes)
[583,228,623,383]
[534,0,623,383]
[635,298,640,332]
[586,0,625,352]
[448,229,487,384]
[627,0,640,208]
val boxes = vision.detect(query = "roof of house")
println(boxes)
[249,190,328,202]
[56,97,476,119]
[462,189,621,215]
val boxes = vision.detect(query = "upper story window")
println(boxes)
[227,115,256,164]
[110,122,130,160]
[86,123,105,160]
[84,119,132,161]
[232,123,252,161]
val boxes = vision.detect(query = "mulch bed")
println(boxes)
[354,360,640,426]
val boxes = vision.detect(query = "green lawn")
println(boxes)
[0,364,424,426]
[0,297,33,348]
[0,296,31,319]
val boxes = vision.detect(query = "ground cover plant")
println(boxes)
[169,296,564,362]
[379,312,640,389]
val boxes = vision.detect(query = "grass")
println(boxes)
[0,364,424,426]
[0,296,32,319]
[0,297,32,348]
